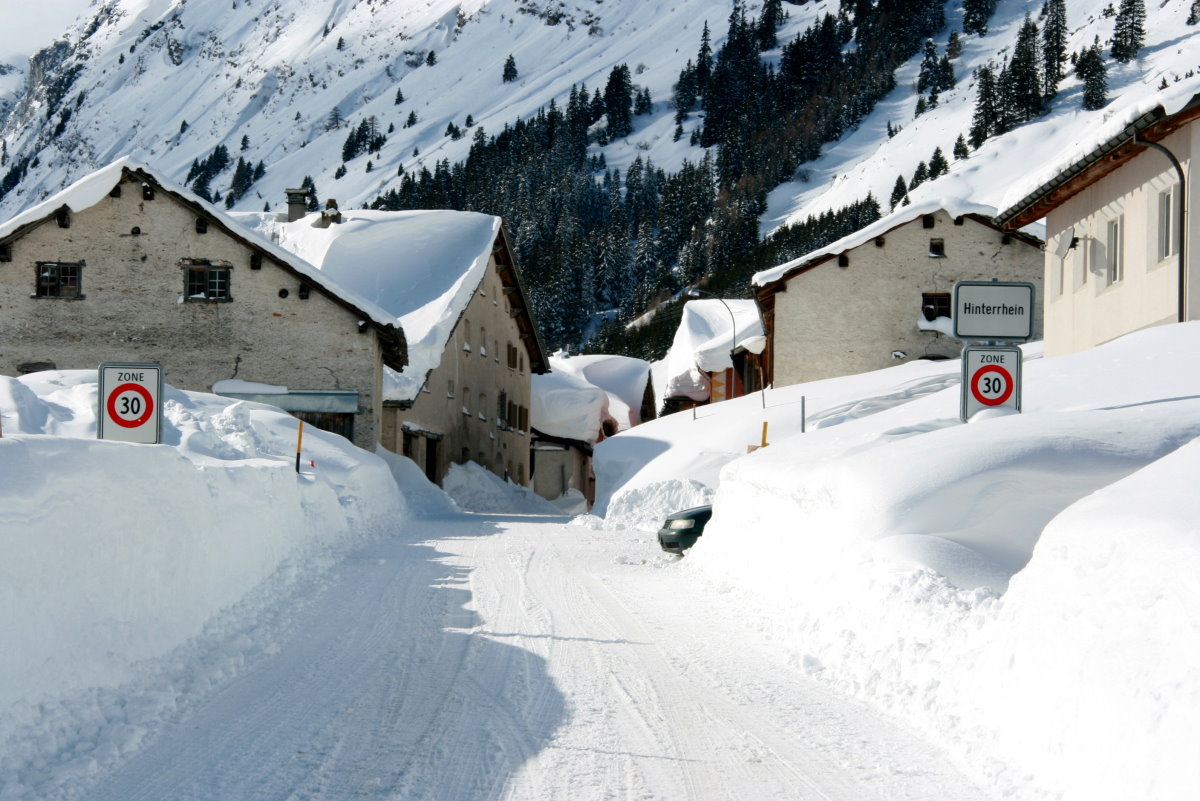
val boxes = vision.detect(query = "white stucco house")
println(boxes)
[997,89,1198,357]
[753,202,1044,387]
[237,205,548,486]
[0,158,405,450]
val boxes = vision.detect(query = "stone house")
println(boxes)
[753,203,1044,387]
[997,91,1198,357]
[0,158,405,450]
[238,206,549,486]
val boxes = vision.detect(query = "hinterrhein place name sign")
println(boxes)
[953,281,1035,341]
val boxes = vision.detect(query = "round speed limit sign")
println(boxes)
[98,362,164,443]
[961,347,1021,421]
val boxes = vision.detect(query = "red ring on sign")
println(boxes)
[971,365,1013,406]
[107,382,155,428]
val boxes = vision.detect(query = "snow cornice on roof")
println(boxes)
[752,201,1042,290]
[997,91,1200,229]
[0,157,407,371]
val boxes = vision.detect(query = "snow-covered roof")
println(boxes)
[0,157,403,337]
[752,200,1042,288]
[998,88,1200,225]
[661,299,764,402]
[236,209,514,403]
[549,353,652,431]
[531,363,611,445]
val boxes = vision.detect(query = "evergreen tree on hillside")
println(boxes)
[1001,16,1044,124]
[1041,0,1068,99]
[953,134,970,159]
[917,39,938,93]
[1076,41,1109,110]
[757,0,784,50]
[963,0,997,36]
[503,54,518,83]
[970,64,999,148]
[696,21,713,95]
[890,174,909,209]
[673,60,698,122]
[909,161,929,190]
[604,64,634,138]
[394,87,404,105]
[1111,0,1146,62]
[928,147,948,178]
[1189,0,1200,25]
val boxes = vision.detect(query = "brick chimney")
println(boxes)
[284,187,310,222]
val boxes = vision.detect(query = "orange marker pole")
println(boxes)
[295,420,304,473]
[761,421,768,448]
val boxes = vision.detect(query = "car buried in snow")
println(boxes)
[656,504,713,554]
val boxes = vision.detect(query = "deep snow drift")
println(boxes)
[595,322,1200,801]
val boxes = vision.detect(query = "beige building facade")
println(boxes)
[0,161,404,450]
[999,94,1198,357]
[755,209,1044,387]
[378,234,546,486]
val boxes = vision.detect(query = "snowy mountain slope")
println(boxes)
[0,0,1196,278]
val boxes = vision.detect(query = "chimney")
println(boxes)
[284,187,310,222]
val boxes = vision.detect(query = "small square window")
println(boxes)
[929,238,946,257]
[36,261,83,298]
[921,292,951,321]
[185,263,231,301]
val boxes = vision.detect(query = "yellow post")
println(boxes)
[295,420,304,473]
[761,421,768,448]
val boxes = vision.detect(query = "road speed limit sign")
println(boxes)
[961,346,1021,422]
[98,362,163,443]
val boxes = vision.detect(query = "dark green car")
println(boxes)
[656,505,713,554]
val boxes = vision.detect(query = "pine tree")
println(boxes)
[325,107,343,130]
[1041,0,1068,99]
[336,37,345,51]
[394,87,404,105]
[1111,0,1145,62]
[970,64,999,148]
[503,54,518,83]
[929,147,949,178]
[889,174,908,209]
[604,64,634,138]
[963,0,997,36]
[179,119,189,134]
[301,175,319,211]
[696,21,713,95]
[1076,42,1108,110]
[240,134,249,151]
[1189,0,1200,25]
[1003,16,1044,124]
[917,39,938,93]
[405,110,418,128]
[757,0,784,49]
[914,96,927,117]
[935,55,956,92]
[425,50,437,66]
[909,161,929,191]
[947,31,963,59]
[953,134,970,159]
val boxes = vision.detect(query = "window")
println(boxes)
[1158,187,1177,262]
[498,391,509,427]
[447,379,455,398]
[921,292,951,321]
[928,238,946,257]
[36,261,83,298]
[1106,216,1124,285]
[479,327,487,357]
[185,263,231,301]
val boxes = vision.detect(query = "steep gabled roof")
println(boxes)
[236,208,548,403]
[0,157,406,370]
[753,201,1043,291]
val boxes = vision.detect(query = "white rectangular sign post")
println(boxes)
[98,362,164,444]
[953,281,1035,341]
[960,346,1022,422]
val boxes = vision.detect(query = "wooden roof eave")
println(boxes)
[998,96,1200,229]
[493,224,551,374]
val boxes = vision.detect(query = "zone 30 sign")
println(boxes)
[960,346,1022,421]
[98,362,163,444]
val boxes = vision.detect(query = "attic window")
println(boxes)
[196,218,208,234]
[922,214,936,229]
[874,236,885,247]
[142,184,155,201]
[56,209,70,228]
[929,238,946,258]
[298,283,310,300]
[837,254,849,267]
[109,185,121,198]
[184,261,231,301]
[0,243,11,262]
[250,253,262,270]
[954,216,965,226]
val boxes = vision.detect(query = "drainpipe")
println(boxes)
[1135,132,1188,323]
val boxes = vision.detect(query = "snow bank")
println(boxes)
[442,461,565,516]
[549,353,652,430]
[530,360,610,443]
[0,371,409,719]
[662,322,1200,801]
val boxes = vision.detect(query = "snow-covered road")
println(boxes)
[81,514,992,801]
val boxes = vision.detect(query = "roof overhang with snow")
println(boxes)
[0,158,407,371]
[997,93,1200,229]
